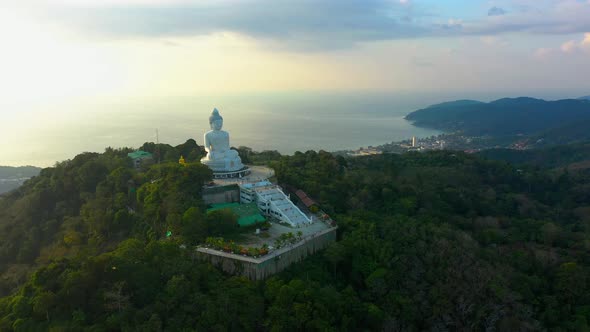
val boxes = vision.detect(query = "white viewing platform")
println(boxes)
[209,165,274,186]
[240,179,312,228]
[207,165,311,228]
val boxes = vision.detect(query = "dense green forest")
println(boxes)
[405,97,590,137]
[1,144,590,331]
[478,143,590,169]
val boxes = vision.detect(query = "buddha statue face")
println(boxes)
[211,119,223,131]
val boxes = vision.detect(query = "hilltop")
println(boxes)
[1,144,590,330]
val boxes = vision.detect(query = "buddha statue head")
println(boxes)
[209,108,223,131]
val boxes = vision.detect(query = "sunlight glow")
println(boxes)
[0,9,128,106]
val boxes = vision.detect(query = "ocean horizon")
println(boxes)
[3,90,582,167]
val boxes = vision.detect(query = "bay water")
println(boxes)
[1,92,443,167]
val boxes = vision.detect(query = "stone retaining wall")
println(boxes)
[202,184,240,205]
[196,227,337,280]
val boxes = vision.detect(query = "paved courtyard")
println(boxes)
[238,219,332,248]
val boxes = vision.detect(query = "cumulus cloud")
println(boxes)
[488,7,507,16]
[582,33,590,48]
[559,33,590,54]
[561,40,577,53]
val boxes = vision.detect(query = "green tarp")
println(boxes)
[207,202,265,226]
[127,150,153,159]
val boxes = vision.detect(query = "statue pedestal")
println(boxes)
[211,166,251,179]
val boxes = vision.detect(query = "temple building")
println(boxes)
[200,108,311,227]
[194,109,338,280]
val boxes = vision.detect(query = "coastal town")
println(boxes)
[342,132,537,157]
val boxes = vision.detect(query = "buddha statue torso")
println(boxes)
[204,128,230,157]
[200,108,244,172]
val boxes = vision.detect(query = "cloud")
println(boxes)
[480,36,508,46]
[459,1,590,37]
[488,7,507,16]
[582,32,590,49]
[436,18,463,31]
[32,0,590,51]
[534,47,553,59]
[411,57,433,67]
[561,40,577,53]
[40,0,433,50]
[559,32,590,53]
[537,32,590,57]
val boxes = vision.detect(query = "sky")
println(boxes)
[2,0,590,167]
[1,0,589,105]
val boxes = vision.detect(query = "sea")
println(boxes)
[1,91,457,167]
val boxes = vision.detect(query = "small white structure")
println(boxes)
[240,181,312,227]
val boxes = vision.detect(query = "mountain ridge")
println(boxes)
[405,97,590,136]
[0,166,42,194]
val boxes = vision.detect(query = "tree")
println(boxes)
[206,210,238,236]
[182,207,208,243]
[32,291,56,321]
[103,281,130,313]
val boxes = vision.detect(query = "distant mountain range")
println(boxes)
[405,97,590,139]
[579,95,590,101]
[0,166,42,194]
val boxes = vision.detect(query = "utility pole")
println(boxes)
[155,129,161,165]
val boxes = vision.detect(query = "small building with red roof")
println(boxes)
[295,190,317,208]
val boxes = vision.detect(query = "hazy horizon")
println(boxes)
[1,0,589,166]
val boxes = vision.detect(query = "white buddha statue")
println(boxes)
[200,108,244,172]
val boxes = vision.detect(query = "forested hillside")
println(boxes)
[478,143,590,169]
[0,140,207,297]
[405,97,590,137]
[1,148,590,330]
